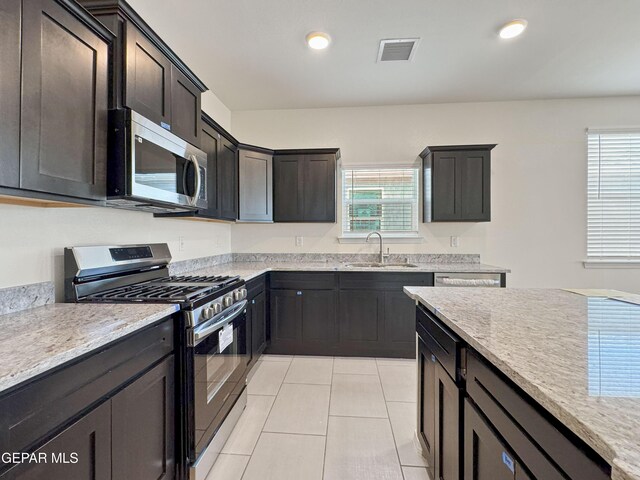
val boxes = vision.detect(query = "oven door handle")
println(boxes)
[190,300,247,346]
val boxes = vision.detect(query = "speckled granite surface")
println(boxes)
[231,252,482,264]
[168,253,233,276]
[175,254,508,281]
[0,303,179,394]
[168,253,491,278]
[0,282,54,315]
[404,287,640,480]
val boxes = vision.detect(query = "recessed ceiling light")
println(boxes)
[306,32,331,50]
[499,19,528,39]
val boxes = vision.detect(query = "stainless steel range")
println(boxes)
[64,244,249,480]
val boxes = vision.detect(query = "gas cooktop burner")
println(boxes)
[86,282,213,302]
[168,274,240,285]
[64,244,245,306]
[84,275,242,303]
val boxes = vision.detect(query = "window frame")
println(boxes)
[340,165,421,241]
[584,127,640,268]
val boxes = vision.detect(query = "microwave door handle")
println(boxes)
[190,155,201,206]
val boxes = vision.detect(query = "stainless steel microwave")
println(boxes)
[107,109,207,213]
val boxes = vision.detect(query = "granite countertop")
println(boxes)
[0,303,179,395]
[404,287,640,480]
[179,260,510,282]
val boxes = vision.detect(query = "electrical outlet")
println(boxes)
[178,236,185,252]
[450,236,460,248]
[295,236,304,247]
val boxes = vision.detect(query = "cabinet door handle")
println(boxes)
[251,299,256,304]
[296,291,303,296]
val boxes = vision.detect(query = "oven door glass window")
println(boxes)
[192,314,248,456]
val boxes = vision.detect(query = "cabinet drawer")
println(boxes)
[270,272,335,290]
[339,272,433,290]
[416,305,462,381]
[466,352,610,480]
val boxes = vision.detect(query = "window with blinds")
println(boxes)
[588,297,640,397]
[342,168,419,235]
[587,130,640,259]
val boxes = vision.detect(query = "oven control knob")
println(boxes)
[213,302,222,315]
[223,295,234,308]
[202,307,214,320]
[234,289,246,301]
[241,288,248,299]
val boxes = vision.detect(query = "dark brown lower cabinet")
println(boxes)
[0,317,176,480]
[416,305,464,480]
[302,290,336,344]
[270,289,302,351]
[7,401,112,480]
[435,361,462,480]
[338,290,384,348]
[269,288,337,354]
[250,290,267,356]
[267,272,433,357]
[383,290,417,354]
[464,399,518,480]
[417,332,437,480]
[112,356,175,480]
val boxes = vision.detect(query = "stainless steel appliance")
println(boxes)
[64,244,248,480]
[433,272,502,287]
[107,109,208,213]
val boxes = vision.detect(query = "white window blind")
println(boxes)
[588,298,640,397]
[587,130,640,258]
[342,168,419,235]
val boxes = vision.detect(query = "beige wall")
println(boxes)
[231,97,640,293]
[0,204,231,297]
[0,90,234,297]
[202,91,232,131]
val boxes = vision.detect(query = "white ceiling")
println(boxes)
[128,0,640,111]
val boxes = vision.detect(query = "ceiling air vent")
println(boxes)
[377,38,420,62]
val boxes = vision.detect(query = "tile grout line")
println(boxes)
[376,357,405,478]
[256,431,327,438]
[240,356,295,480]
[321,356,334,480]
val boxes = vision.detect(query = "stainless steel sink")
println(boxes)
[344,262,418,268]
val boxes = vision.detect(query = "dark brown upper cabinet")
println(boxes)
[153,112,238,222]
[0,0,112,202]
[124,24,172,128]
[166,113,237,222]
[170,65,202,147]
[421,144,495,222]
[197,116,221,218]
[0,0,21,189]
[218,136,239,221]
[238,146,273,222]
[78,0,207,147]
[273,149,340,223]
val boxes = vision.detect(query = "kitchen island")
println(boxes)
[404,287,640,480]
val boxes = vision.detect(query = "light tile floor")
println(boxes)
[207,355,429,480]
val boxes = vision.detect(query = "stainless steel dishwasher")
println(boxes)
[433,272,503,288]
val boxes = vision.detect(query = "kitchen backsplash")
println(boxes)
[0,282,55,316]
[231,253,481,264]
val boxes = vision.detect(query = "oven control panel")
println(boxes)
[188,286,247,327]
